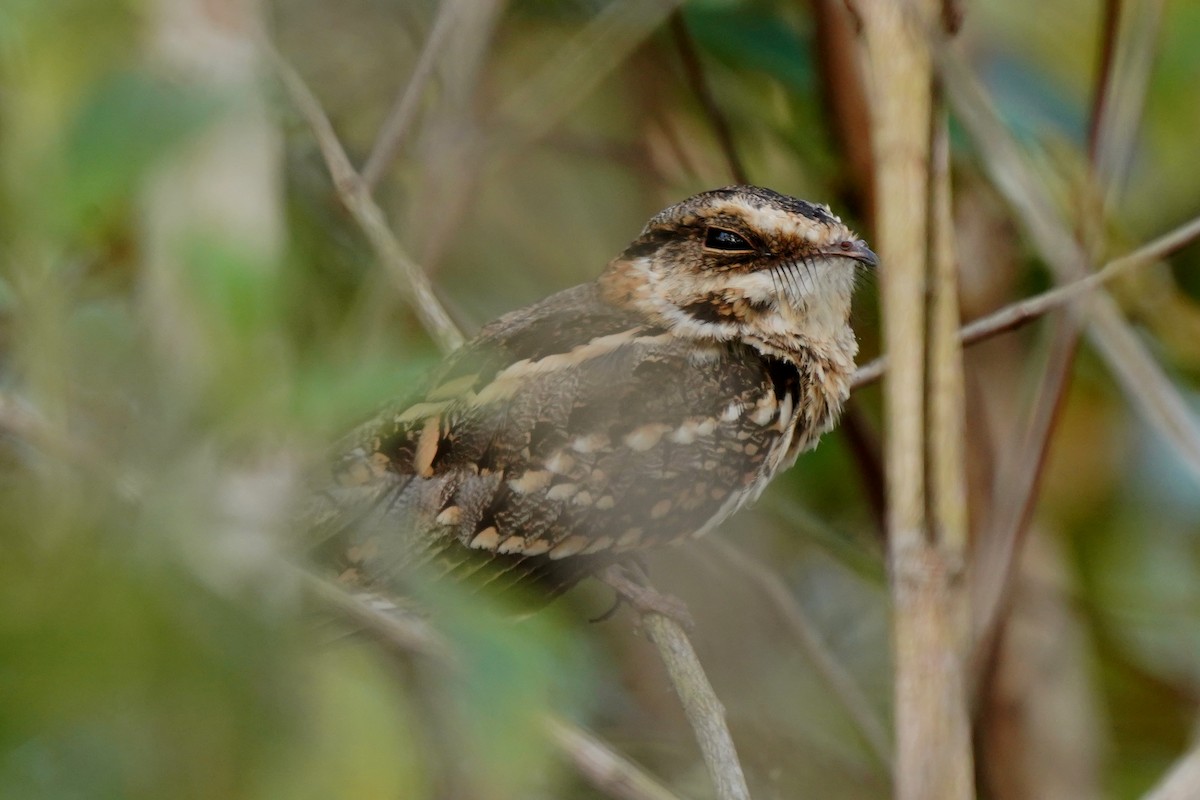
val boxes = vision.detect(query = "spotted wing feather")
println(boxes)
[309,283,803,596]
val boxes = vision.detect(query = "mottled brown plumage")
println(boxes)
[308,186,876,599]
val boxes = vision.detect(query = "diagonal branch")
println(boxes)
[270,48,466,353]
[707,539,891,769]
[545,718,685,800]
[640,612,751,800]
[934,41,1200,485]
[851,212,1200,389]
[494,0,685,149]
[302,570,684,800]
[669,12,748,185]
[968,317,1080,694]
[601,566,751,800]
[361,0,461,189]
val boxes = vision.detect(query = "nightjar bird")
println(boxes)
[310,185,876,601]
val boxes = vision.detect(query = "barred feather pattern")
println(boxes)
[306,186,875,599]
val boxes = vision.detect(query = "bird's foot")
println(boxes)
[598,563,695,630]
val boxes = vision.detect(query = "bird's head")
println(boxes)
[600,185,876,357]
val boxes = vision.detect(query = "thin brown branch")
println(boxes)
[269,48,465,353]
[935,40,1200,484]
[544,718,685,800]
[851,212,1200,389]
[670,12,748,185]
[640,612,751,800]
[1087,0,1122,164]
[968,318,1080,696]
[361,0,460,189]
[599,566,749,799]
[707,539,892,770]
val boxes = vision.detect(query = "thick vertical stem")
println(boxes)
[858,2,973,797]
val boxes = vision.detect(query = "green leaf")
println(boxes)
[682,4,814,93]
[61,70,225,229]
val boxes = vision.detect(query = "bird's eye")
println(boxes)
[704,227,755,252]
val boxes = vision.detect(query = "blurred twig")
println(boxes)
[641,612,751,800]
[1092,0,1165,208]
[1087,0,1123,164]
[934,37,1200,486]
[545,719,685,800]
[707,539,891,770]
[669,12,747,185]
[1143,740,1200,800]
[495,0,684,149]
[303,570,684,800]
[361,0,461,189]
[851,211,1200,389]
[299,569,454,662]
[968,318,1079,693]
[270,48,466,352]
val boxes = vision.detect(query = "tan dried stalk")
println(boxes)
[857,1,974,796]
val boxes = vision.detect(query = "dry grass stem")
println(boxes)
[926,106,970,560]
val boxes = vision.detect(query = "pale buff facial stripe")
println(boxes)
[470,329,672,407]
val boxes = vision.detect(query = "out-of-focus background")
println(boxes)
[2,0,1199,798]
